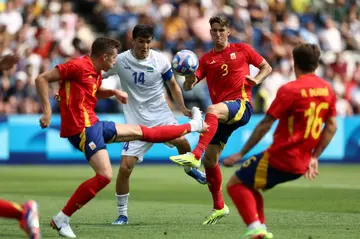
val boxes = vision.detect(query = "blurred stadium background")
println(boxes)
[1,0,360,238]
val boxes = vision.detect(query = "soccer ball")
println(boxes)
[172,50,199,76]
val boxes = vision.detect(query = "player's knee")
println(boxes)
[227,175,241,188]
[98,169,113,181]
[119,165,134,177]
[206,105,220,116]
[203,154,217,168]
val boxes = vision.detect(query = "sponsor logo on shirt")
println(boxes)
[209,60,216,64]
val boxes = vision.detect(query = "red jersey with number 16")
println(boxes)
[195,43,263,104]
[266,74,336,174]
[56,56,102,137]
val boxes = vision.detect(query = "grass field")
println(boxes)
[1,164,360,239]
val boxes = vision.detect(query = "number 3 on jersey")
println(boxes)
[221,64,228,76]
[304,102,329,139]
[133,72,145,85]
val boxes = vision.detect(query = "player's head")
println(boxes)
[292,43,320,75]
[209,15,231,49]
[91,37,121,72]
[132,25,154,59]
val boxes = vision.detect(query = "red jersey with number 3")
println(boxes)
[266,74,336,174]
[56,56,102,137]
[195,43,263,104]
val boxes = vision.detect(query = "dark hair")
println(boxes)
[91,37,121,57]
[209,15,230,28]
[292,43,320,72]
[132,25,154,39]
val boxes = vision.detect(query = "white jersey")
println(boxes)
[103,49,175,126]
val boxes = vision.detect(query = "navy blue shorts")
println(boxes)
[210,99,252,146]
[67,121,117,161]
[235,152,302,190]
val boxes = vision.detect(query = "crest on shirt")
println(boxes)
[230,53,236,60]
[88,141,97,150]
[147,67,154,72]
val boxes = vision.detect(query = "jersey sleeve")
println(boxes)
[159,53,173,81]
[242,43,264,67]
[56,59,84,82]
[267,84,294,119]
[195,55,207,81]
[102,55,121,79]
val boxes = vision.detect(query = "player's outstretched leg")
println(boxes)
[51,150,112,238]
[170,106,218,168]
[227,175,268,239]
[0,199,41,239]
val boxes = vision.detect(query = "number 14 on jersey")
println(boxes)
[132,72,145,85]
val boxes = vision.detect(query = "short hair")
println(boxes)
[209,15,230,28]
[132,25,154,39]
[91,37,121,57]
[292,43,320,72]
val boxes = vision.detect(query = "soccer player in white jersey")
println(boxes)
[102,25,207,225]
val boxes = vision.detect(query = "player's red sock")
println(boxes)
[253,190,265,224]
[227,183,259,225]
[205,164,224,210]
[62,174,110,217]
[140,124,191,143]
[192,113,218,159]
[0,199,24,220]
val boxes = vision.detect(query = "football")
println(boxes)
[171,50,199,76]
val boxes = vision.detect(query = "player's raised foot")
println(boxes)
[170,152,201,168]
[264,231,274,239]
[189,107,208,133]
[202,204,229,225]
[19,200,40,239]
[50,214,76,238]
[242,228,267,239]
[112,215,128,225]
[184,166,207,184]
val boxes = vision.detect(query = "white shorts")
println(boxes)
[121,117,178,163]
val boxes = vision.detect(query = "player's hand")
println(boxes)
[245,75,257,86]
[115,90,128,104]
[0,54,19,71]
[39,114,51,129]
[181,107,192,117]
[304,157,319,180]
[223,152,243,167]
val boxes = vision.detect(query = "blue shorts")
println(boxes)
[67,121,117,161]
[210,99,252,146]
[235,152,302,190]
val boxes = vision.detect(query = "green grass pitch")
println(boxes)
[1,164,360,239]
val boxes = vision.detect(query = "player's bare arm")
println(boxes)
[183,74,199,91]
[35,68,61,129]
[166,76,191,117]
[96,86,128,104]
[223,114,276,167]
[246,59,272,86]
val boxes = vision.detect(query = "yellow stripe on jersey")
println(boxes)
[288,115,294,136]
[226,99,246,125]
[65,80,70,106]
[241,82,248,100]
[254,152,269,190]
[79,129,86,152]
[81,96,91,127]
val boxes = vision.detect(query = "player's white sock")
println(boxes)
[56,211,70,222]
[116,193,129,217]
[262,223,267,231]
[248,220,262,230]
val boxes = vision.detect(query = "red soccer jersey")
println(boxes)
[56,56,102,137]
[266,74,336,174]
[195,43,263,104]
